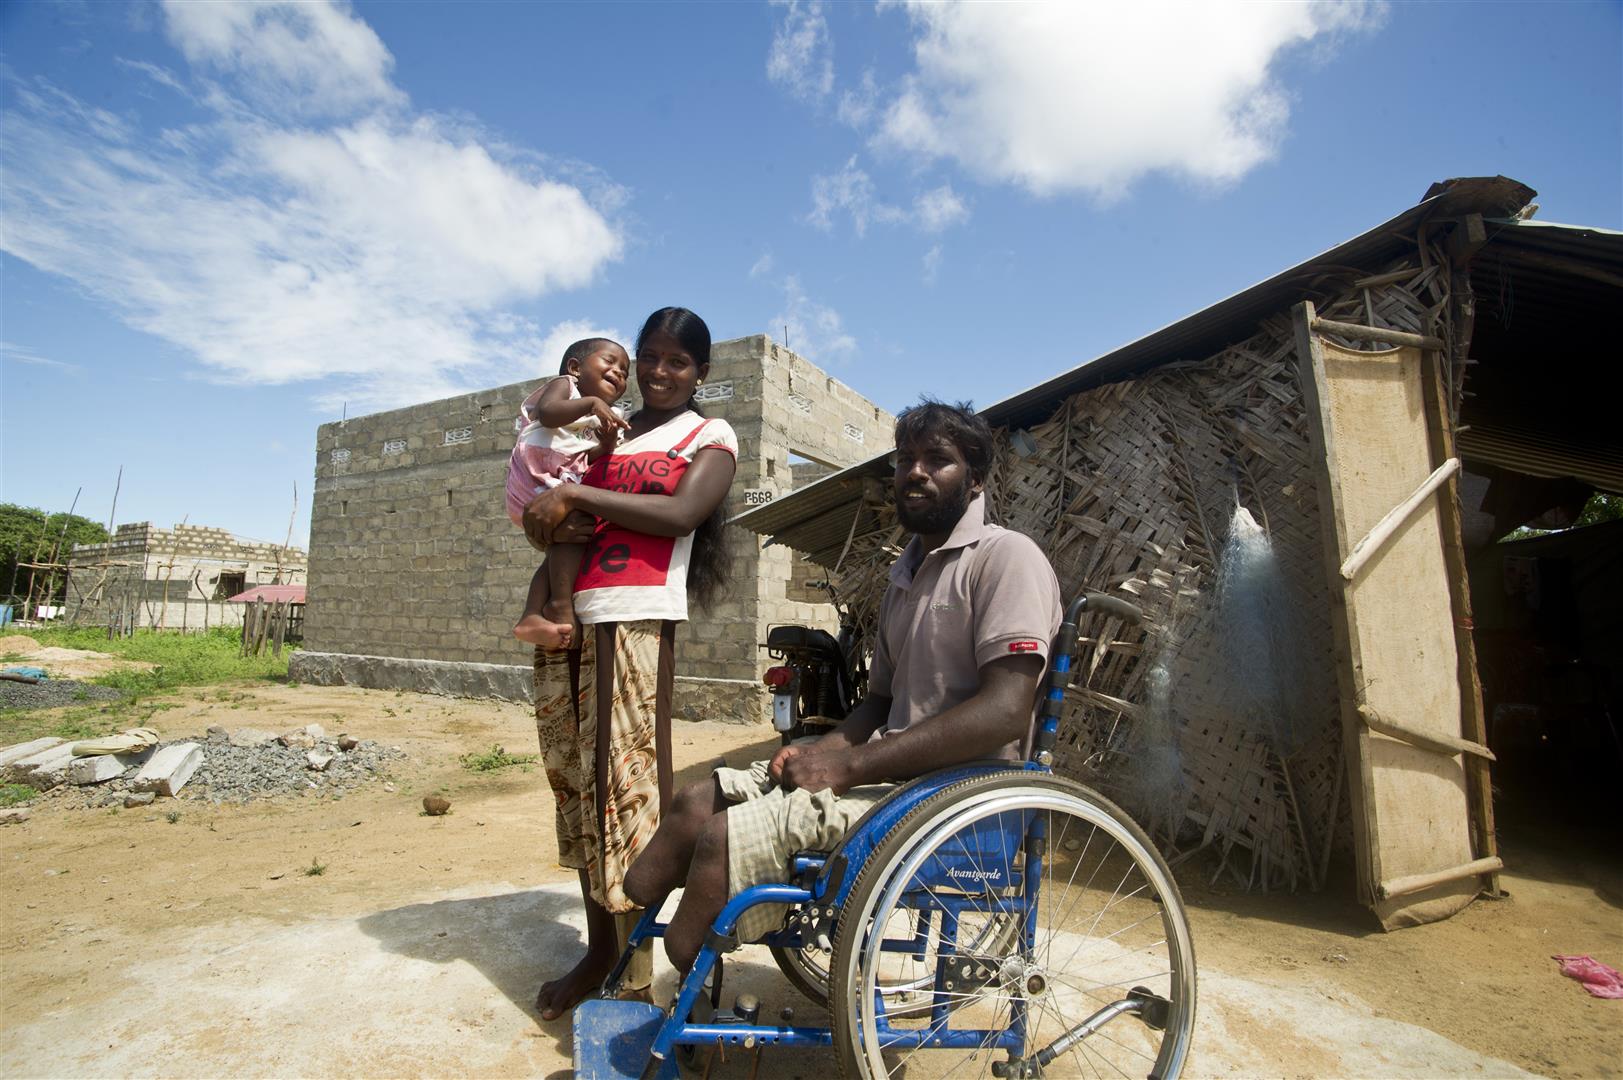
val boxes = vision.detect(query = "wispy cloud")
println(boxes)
[921,244,943,286]
[771,276,856,363]
[749,253,775,279]
[807,157,970,237]
[871,1,1385,200]
[767,0,834,103]
[1,341,81,374]
[0,0,625,413]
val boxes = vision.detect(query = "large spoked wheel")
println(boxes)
[830,773,1196,1079]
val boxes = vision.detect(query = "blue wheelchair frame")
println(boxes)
[575,592,1135,1077]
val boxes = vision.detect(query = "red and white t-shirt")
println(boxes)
[572,411,738,625]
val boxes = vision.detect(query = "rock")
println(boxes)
[8,743,78,789]
[278,729,315,750]
[307,751,334,772]
[0,808,31,825]
[0,737,64,769]
[422,796,450,816]
[69,748,153,786]
[228,728,279,748]
[124,792,156,808]
[131,742,203,796]
[337,735,359,752]
[206,725,229,741]
[304,724,326,740]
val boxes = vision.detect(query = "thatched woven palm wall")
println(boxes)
[830,237,1462,891]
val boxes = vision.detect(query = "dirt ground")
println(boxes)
[1,681,1617,1078]
[0,635,158,679]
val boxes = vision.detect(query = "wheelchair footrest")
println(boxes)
[573,998,678,1080]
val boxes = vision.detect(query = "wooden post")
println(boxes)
[272,601,288,657]
[1419,337,1500,894]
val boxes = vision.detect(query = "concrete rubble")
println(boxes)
[132,743,204,797]
[0,726,405,811]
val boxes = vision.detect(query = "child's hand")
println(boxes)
[589,400,630,434]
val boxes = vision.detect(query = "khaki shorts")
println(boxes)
[716,760,892,943]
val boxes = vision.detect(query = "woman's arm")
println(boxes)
[523,446,735,545]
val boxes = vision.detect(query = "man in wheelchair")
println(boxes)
[623,398,1063,974]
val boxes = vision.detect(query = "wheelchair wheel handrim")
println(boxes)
[846,784,1196,1079]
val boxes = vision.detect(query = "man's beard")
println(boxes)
[896,482,973,536]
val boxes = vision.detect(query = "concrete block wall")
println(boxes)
[295,336,893,723]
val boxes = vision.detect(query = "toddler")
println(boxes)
[506,337,630,648]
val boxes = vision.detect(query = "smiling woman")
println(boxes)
[522,307,737,1020]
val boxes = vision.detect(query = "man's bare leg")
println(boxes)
[623,777,727,910]
[661,811,732,974]
[535,869,619,1021]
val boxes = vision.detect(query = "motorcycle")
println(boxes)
[760,585,866,745]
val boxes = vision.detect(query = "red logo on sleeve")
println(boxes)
[1008,640,1041,653]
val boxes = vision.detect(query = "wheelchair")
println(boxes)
[575,592,1197,1079]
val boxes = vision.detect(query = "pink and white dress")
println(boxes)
[504,377,621,527]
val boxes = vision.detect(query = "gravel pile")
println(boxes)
[0,678,127,712]
[44,727,406,809]
[187,729,406,804]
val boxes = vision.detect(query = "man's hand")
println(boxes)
[779,743,861,796]
[767,742,804,785]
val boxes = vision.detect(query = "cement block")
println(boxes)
[0,737,65,769]
[7,743,78,788]
[132,743,203,796]
[69,749,154,786]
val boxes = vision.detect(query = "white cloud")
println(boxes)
[921,244,943,286]
[807,158,969,236]
[912,185,968,232]
[873,1,1385,199]
[749,253,775,279]
[837,70,878,129]
[162,0,403,117]
[766,0,834,103]
[0,1,625,413]
[772,276,856,362]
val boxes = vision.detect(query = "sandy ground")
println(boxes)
[1,682,1617,1079]
[0,636,158,679]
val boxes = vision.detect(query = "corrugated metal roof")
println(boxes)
[736,176,1549,559]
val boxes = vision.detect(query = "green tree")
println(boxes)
[1,503,109,605]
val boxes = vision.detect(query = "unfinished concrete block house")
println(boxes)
[736,177,1621,927]
[66,523,306,633]
[293,336,893,720]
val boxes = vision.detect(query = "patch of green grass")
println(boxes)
[0,783,37,808]
[0,625,292,697]
[304,857,327,877]
[0,697,184,745]
[459,743,538,773]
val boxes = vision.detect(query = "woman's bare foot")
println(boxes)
[534,943,619,1021]
[514,612,572,648]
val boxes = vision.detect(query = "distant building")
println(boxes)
[66,522,306,632]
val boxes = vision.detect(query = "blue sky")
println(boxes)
[2,0,1618,547]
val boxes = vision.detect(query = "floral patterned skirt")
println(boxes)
[532,620,674,914]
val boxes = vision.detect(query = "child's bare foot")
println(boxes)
[514,613,572,648]
[541,598,579,651]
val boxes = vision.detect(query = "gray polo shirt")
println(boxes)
[867,493,1063,761]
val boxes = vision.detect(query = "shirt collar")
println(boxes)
[890,492,991,587]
